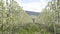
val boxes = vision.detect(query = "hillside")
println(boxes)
[26,11,40,16]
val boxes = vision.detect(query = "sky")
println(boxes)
[15,0,52,12]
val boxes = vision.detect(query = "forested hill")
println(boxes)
[26,11,40,16]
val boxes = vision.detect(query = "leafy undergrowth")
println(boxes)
[17,23,53,34]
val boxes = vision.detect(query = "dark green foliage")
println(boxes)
[18,23,52,34]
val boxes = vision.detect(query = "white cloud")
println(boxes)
[22,2,47,12]
[22,2,40,12]
[15,0,48,12]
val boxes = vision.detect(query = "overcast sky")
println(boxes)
[15,0,52,12]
